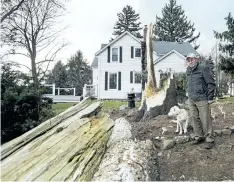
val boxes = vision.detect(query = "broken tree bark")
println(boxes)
[145,23,158,95]
[1,99,115,181]
[135,23,177,122]
[92,117,159,181]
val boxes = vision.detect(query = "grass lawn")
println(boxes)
[52,100,141,115]
[102,100,141,112]
[217,96,234,104]
[51,97,234,116]
[52,102,77,115]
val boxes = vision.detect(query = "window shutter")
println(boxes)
[130,71,133,83]
[118,72,121,90]
[105,72,108,90]
[131,46,134,58]
[107,46,110,63]
[120,46,122,63]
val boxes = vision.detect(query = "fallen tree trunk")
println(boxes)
[92,117,159,181]
[1,100,115,181]
[1,97,94,160]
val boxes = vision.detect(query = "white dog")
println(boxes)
[168,106,189,134]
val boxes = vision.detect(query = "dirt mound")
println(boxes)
[109,103,234,181]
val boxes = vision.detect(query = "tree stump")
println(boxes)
[134,23,178,122]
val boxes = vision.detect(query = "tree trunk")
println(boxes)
[230,80,234,96]
[1,98,114,181]
[93,117,159,181]
[31,55,38,85]
[141,25,148,91]
[135,23,178,122]
[141,41,147,91]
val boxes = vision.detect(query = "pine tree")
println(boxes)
[214,13,234,77]
[154,0,200,49]
[112,5,142,38]
[67,51,92,96]
[46,61,68,88]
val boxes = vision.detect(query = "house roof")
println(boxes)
[91,57,98,68]
[153,41,198,56]
[154,50,186,64]
[101,44,107,49]
[95,31,141,56]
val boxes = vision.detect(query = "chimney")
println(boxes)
[143,25,147,42]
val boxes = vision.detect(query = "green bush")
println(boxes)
[175,73,188,103]
[1,63,55,144]
[159,72,170,89]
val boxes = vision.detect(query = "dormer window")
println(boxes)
[111,47,119,62]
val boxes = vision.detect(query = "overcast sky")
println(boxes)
[3,0,234,71]
[57,0,234,65]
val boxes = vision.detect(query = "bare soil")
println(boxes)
[109,103,234,181]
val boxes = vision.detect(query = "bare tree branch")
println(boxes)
[36,59,51,65]
[2,60,31,70]
[1,0,26,23]
[38,42,67,82]
[9,52,30,58]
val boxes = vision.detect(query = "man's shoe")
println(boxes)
[190,137,205,145]
[204,142,215,149]
[190,140,204,145]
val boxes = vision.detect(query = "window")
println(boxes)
[134,72,141,83]
[135,48,141,57]
[109,73,117,89]
[112,48,119,61]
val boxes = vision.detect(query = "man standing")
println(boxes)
[186,53,216,149]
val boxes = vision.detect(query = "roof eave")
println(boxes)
[95,31,141,56]
[154,50,185,65]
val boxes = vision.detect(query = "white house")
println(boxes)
[91,31,198,100]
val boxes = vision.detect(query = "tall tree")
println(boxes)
[214,13,234,77]
[112,5,142,38]
[1,0,67,86]
[154,0,200,49]
[67,51,92,95]
[46,61,68,87]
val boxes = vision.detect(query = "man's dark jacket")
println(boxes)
[186,61,216,102]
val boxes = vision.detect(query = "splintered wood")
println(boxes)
[1,99,114,181]
[138,23,177,121]
[140,23,169,111]
[145,23,158,98]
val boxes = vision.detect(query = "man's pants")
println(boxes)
[188,98,214,143]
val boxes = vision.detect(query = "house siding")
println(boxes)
[92,33,192,99]
[97,34,142,99]
[154,52,187,88]
[92,68,98,85]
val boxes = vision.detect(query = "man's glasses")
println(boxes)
[186,58,195,62]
